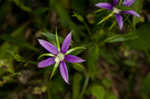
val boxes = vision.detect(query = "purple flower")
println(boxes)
[96,0,140,29]
[38,33,85,84]
[123,0,135,6]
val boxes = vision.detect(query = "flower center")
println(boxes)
[55,53,65,63]
[113,8,120,14]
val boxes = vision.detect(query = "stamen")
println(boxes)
[55,53,65,63]
[113,8,121,14]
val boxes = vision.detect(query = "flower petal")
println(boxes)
[115,14,123,30]
[59,61,69,84]
[38,39,58,55]
[61,33,72,53]
[65,55,85,63]
[38,58,55,68]
[95,3,113,10]
[121,10,140,17]
[113,0,119,6]
[122,0,135,6]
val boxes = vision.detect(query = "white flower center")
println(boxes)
[113,8,121,14]
[55,53,65,63]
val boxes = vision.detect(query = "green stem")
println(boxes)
[79,75,89,99]
[47,81,52,99]
[45,70,52,99]
[145,50,150,62]
[83,21,92,36]
[109,20,116,31]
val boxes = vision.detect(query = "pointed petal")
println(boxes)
[59,61,69,84]
[113,0,119,6]
[95,3,113,10]
[121,10,140,17]
[65,55,85,63]
[38,39,58,55]
[115,14,123,30]
[38,58,55,68]
[61,33,72,53]
[122,0,135,6]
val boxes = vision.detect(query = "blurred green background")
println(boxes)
[0,0,150,99]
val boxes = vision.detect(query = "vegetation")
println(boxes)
[0,0,150,99]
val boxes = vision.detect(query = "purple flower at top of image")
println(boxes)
[123,0,135,6]
[38,32,85,84]
[96,0,140,29]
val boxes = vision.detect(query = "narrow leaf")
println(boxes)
[50,62,59,79]
[38,53,55,60]
[66,46,86,55]
[56,29,60,51]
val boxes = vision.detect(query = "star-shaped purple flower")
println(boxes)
[96,0,140,29]
[38,33,85,84]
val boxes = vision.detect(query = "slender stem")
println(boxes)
[47,81,52,99]
[83,21,92,36]
[109,21,116,31]
[45,70,52,99]
[145,50,150,62]
[79,74,89,99]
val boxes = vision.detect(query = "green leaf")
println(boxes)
[66,46,86,55]
[53,1,83,40]
[71,0,87,14]
[73,73,82,99]
[38,53,55,60]
[8,51,25,63]
[87,45,99,78]
[72,63,85,72]
[105,34,137,43]
[13,0,32,12]
[89,84,105,99]
[141,72,150,94]
[56,29,61,51]
[50,62,59,79]
[102,78,112,88]
[99,48,117,65]
[132,0,143,27]
[97,12,114,25]
[123,59,136,67]
[105,92,117,99]
[126,24,150,50]
[0,23,38,52]
[72,13,84,22]
[33,7,49,15]
[0,34,38,52]
[42,31,63,46]
[94,9,105,14]
[0,24,28,75]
